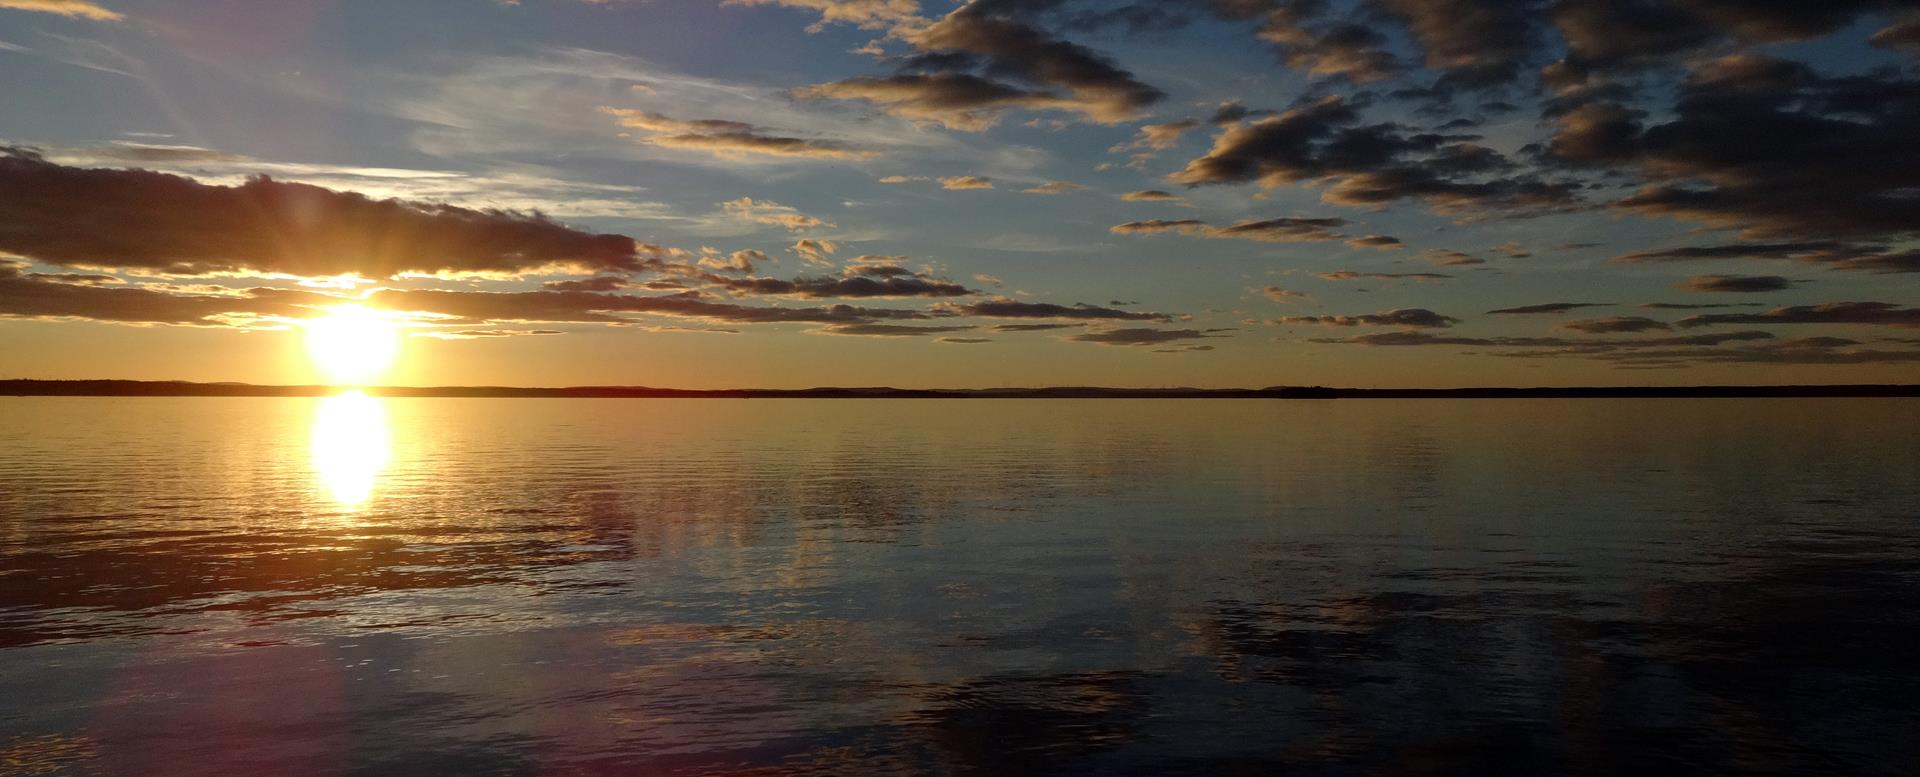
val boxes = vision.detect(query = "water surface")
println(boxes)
[2,397,1917,775]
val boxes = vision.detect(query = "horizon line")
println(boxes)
[3,379,1917,400]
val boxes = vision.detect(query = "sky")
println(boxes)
[2,0,1919,389]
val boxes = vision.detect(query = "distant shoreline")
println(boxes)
[3,379,1916,399]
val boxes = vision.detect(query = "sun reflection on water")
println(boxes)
[310,391,390,508]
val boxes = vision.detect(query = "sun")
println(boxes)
[304,304,401,386]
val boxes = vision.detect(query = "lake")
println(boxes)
[2,397,1917,775]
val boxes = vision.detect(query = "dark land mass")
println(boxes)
[4,380,1918,399]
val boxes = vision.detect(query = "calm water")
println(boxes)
[1,397,1918,775]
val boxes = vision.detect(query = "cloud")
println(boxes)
[706,265,974,298]
[1638,301,1766,310]
[939,297,1171,322]
[1487,302,1611,315]
[0,0,122,21]
[1678,274,1794,293]
[412,328,565,340]
[992,322,1079,331]
[791,238,838,265]
[1315,271,1452,281]
[0,147,651,279]
[1491,241,1531,258]
[1169,96,1579,215]
[1421,248,1485,266]
[1125,120,1199,150]
[797,3,1163,129]
[938,336,994,343]
[1254,286,1308,303]
[364,287,939,327]
[1604,56,1920,242]
[1368,0,1540,86]
[1110,216,1353,243]
[1312,321,1920,366]
[938,175,994,189]
[1615,240,1864,264]
[1257,5,1401,82]
[0,261,318,325]
[1067,327,1229,346]
[1021,180,1084,194]
[1120,189,1184,202]
[697,249,770,274]
[36,142,682,222]
[817,323,979,336]
[1576,338,1920,367]
[1557,316,1672,334]
[1345,235,1404,250]
[1311,329,1774,348]
[1676,302,1920,329]
[600,108,878,160]
[1874,14,1920,53]
[796,73,1066,131]
[1614,240,1920,275]
[720,197,834,231]
[721,0,923,32]
[1272,308,1460,328]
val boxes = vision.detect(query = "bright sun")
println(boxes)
[305,304,400,385]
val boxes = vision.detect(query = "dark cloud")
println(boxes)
[1315,270,1452,281]
[0,147,651,279]
[1638,301,1767,309]
[1486,302,1611,314]
[0,261,319,325]
[1273,308,1460,328]
[1615,240,1920,274]
[1606,56,1920,242]
[706,268,975,299]
[1345,234,1404,249]
[802,3,1164,128]
[1550,0,1718,69]
[1522,337,1920,366]
[992,322,1081,331]
[599,109,877,160]
[1874,14,1920,52]
[1120,189,1184,201]
[1067,327,1230,345]
[1368,0,1544,87]
[939,175,995,190]
[542,275,633,292]
[1676,301,1920,329]
[1170,96,1579,215]
[797,73,1062,131]
[1258,4,1402,82]
[1615,241,1859,263]
[1678,274,1795,293]
[940,297,1172,321]
[818,323,979,337]
[938,336,995,343]
[360,287,935,326]
[1111,216,1360,243]
[1557,316,1672,333]
[1421,248,1484,266]
[1255,286,1308,302]
[1311,329,1773,348]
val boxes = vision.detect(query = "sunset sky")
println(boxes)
[3,0,1919,388]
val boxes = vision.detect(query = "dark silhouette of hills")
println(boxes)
[3,379,1916,399]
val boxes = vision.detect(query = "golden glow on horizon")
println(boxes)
[304,305,400,386]
[310,390,390,508]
